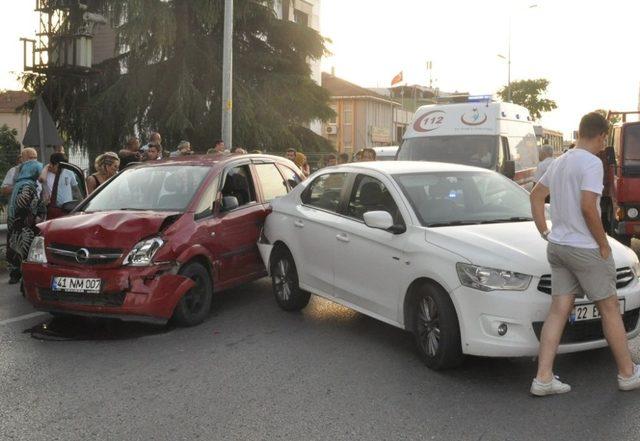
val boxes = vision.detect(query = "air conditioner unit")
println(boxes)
[325,125,338,135]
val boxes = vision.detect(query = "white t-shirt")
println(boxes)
[539,148,604,249]
[534,157,554,182]
[1,165,18,188]
[45,169,78,206]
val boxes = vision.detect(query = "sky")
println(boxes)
[320,0,640,137]
[1,0,638,139]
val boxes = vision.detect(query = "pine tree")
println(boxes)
[22,0,335,155]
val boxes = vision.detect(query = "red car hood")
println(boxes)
[38,210,182,250]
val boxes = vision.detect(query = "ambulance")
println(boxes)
[396,100,539,188]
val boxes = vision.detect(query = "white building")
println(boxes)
[275,0,323,135]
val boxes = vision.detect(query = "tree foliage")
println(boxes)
[497,78,557,120]
[0,124,21,178]
[595,109,622,125]
[21,0,335,155]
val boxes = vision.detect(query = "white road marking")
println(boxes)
[0,312,47,326]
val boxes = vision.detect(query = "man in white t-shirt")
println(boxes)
[529,112,640,396]
[1,154,22,198]
[533,144,555,183]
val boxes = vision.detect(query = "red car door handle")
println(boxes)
[294,220,304,228]
[336,233,350,243]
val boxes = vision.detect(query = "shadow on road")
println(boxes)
[24,315,172,341]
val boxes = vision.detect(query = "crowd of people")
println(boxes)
[0,129,388,286]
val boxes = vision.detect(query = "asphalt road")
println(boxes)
[2,272,640,441]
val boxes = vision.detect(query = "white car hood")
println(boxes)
[426,222,636,277]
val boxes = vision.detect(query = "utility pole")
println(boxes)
[221,0,233,148]
[507,20,512,102]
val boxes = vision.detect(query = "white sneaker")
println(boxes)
[530,376,571,396]
[618,364,640,391]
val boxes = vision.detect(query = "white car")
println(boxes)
[258,161,640,369]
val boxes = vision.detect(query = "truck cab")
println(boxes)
[601,113,640,246]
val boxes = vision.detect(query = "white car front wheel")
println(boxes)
[413,286,463,370]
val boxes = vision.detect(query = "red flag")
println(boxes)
[391,71,403,86]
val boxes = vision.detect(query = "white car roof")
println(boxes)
[326,160,490,175]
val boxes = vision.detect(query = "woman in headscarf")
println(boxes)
[6,148,46,284]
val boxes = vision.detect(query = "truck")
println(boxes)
[600,111,640,246]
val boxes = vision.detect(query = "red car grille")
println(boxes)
[47,243,124,266]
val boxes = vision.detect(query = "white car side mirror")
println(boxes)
[363,211,394,231]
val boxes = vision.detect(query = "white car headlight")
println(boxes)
[456,262,532,292]
[123,237,164,266]
[26,236,47,264]
[628,208,639,219]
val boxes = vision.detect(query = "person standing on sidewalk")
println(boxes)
[529,112,640,396]
[534,145,555,184]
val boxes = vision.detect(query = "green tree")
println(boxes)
[21,0,335,156]
[0,124,21,179]
[497,78,557,120]
[0,124,21,211]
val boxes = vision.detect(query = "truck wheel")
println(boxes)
[412,285,463,370]
[172,262,213,327]
[615,233,632,247]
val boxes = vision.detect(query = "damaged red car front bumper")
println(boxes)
[22,262,195,324]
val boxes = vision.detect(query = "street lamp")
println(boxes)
[498,3,538,102]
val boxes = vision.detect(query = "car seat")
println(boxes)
[222,173,250,206]
[359,181,387,215]
[426,181,457,221]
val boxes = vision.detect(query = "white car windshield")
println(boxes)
[83,165,210,212]
[394,171,532,227]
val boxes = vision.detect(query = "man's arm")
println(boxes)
[530,182,550,237]
[581,191,610,258]
[38,164,50,184]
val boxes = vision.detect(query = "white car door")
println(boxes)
[333,173,408,322]
[292,172,349,298]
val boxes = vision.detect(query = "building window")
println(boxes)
[342,101,353,148]
[329,104,337,124]
[294,10,309,26]
[343,102,353,125]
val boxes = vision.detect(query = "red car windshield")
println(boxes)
[83,165,210,213]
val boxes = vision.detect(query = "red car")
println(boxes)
[23,154,303,326]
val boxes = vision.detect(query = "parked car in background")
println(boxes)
[372,146,398,161]
[397,101,539,189]
[23,154,303,326]
[258,161,640,369]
